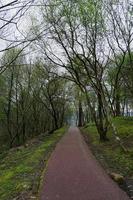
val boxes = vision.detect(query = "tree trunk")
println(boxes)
[115,93,121,116]
[15,79,20,145]
[97,93,109,141]
[98,126,109,141]
[78,100,84,127]
[7,70,14,146]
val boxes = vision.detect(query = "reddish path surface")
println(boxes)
[40,127,130,200]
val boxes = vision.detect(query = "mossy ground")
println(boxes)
[0,127,66,200]
[82,117,133,177]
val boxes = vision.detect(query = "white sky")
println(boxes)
[0,0,133,66]
[0,0,35,54]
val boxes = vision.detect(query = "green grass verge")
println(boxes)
[0,127,67,200]
[82,117,133,177]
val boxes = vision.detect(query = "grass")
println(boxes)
[82,117,133,177]
[0,127,66,200]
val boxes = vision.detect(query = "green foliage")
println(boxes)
[78,0,104,29]
[107,52,133,92]
[1,48,24,66]
[0,49,69,148]
[113,117,133,138]
[0,75,6,120]
[83,117,133,176]
[0,127,66,200]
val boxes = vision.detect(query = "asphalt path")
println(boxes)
[40,127,130,200]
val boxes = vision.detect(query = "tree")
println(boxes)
[107,52,133,116]
[31,61,69,131]
[33,0,112,141]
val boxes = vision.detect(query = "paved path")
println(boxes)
[40,127,130,200]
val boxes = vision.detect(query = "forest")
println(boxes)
[0,0,133,199]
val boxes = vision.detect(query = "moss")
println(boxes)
[0,127,66,200]
[83,117,133,177]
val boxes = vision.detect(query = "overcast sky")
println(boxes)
[0,0,35,54]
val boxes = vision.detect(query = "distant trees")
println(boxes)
[30,62,69,130]
[0,48,69,148]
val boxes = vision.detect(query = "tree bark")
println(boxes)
[97,92,109,141]
[78,100,84,127]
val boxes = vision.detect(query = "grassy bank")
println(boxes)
[82,117,133,177]
[0,127,66,200]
